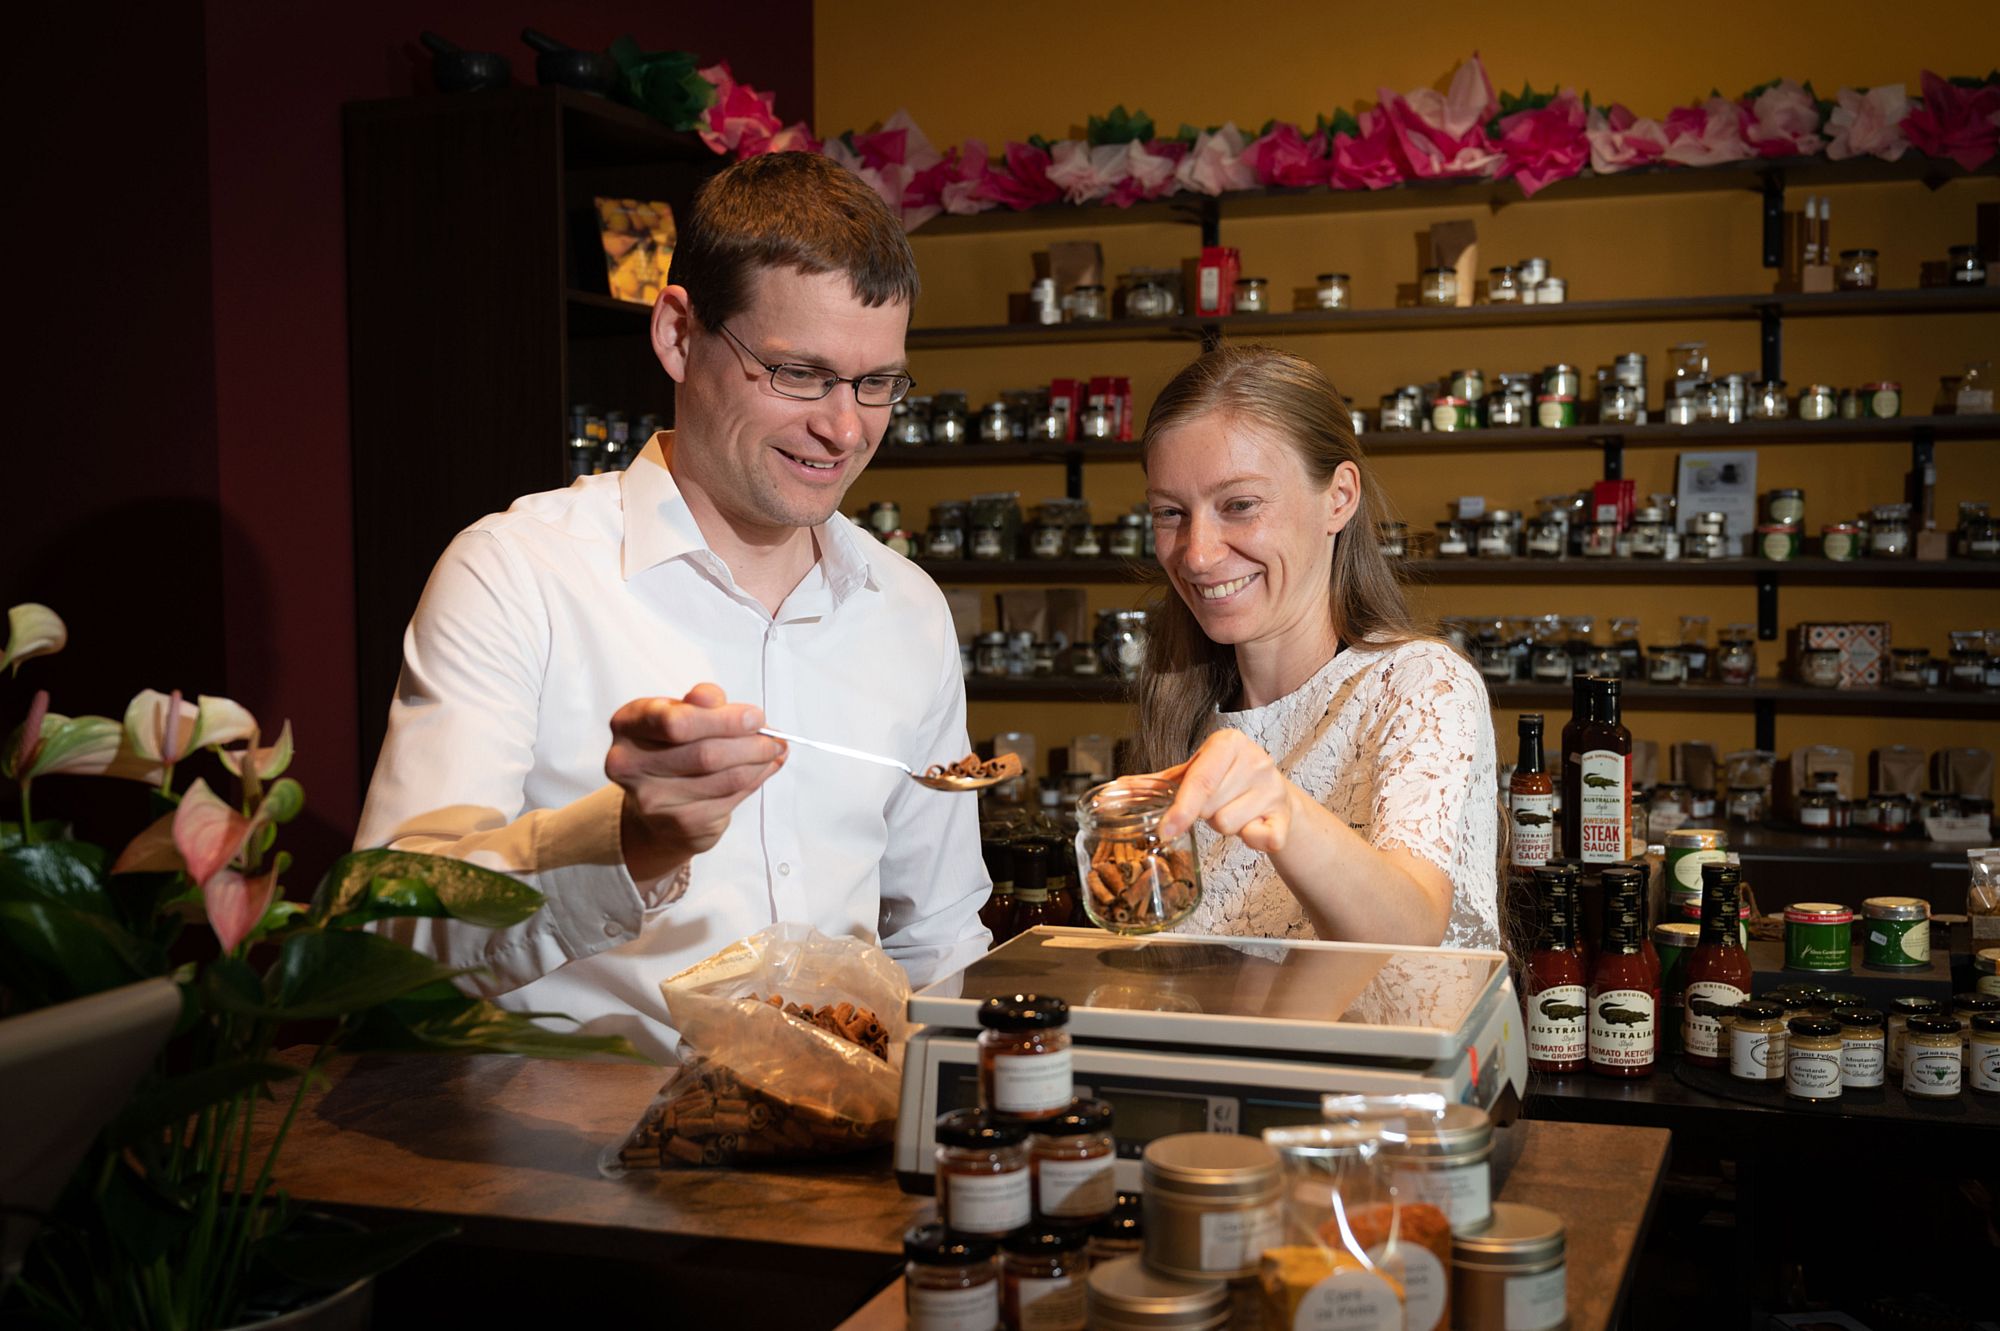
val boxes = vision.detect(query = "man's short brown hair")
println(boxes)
[674,152,919,330]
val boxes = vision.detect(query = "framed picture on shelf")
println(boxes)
[596,197,676,306]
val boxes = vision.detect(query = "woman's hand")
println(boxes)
[1155,729,1300,853]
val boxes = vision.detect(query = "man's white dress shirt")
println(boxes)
[356,435,991,1059]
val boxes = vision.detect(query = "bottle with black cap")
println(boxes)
[1001,1227,1089,1329]
[977,994,1072,1119]
[979,835,1017,945]
[902,1221,1000,1330]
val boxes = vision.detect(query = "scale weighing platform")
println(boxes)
[895,927,1524,1194]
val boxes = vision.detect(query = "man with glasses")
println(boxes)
[357,153,991,1059]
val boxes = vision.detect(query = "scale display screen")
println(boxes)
[912,928,1505,1060]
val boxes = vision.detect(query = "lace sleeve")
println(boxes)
[1363,645,1490,881]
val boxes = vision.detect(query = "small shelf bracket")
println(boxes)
[1761,170,1785,269]
[1065,453,1084,502]
[1756,572,1779,641]
[1906,427,1937,524]
[1759,305,1783,385]
[1754,698,1778,752]
[1598,434,1624,481]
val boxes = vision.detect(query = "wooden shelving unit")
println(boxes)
[913,556,1999,587]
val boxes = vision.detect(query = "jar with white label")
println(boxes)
[1315,272,1351,310]
[1902,1016,1962,1097]
[934,1110,1032,1237]
[977,994,1071,1120]
[1451,1202,1567,1331]
[1488,266,1522,302]
[1002,1228,1088,1331]
[1436,520,1472,559]
[1231,278,1269,315]
[1420,266,1458,306]
[1886,996,1944,1075]
[1084,1255,1228,1331]
[1837,248,1878,290]
[1869,504,1912,557]
[904,1222,1001,1331]
[1381,1101,1495,1235]
[1730,1000,1787,1082]
[1785,1017,1843,1101]
[1477,510,1519,558]
[1029,1098,1117,1222]
[1971,1014,2000,1094]
[1141,1134,1283,1282]
[1829,1007,1885,1088]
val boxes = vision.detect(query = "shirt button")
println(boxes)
[778,862,792,876]
[604,922,621,938]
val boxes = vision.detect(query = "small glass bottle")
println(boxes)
[1589,869,1656,1078]
[979,837,1017,945]
[1902,1016,1962,1098]
[1030,1098,1117,1222]
[1729,1000,1787,1082]
[1682,864,1751,1067]
[1831,1007,1885,1088]
[1006,844,1065,939]
[903,1221,1000,1331]
[934,1109,1032,1237]
[1000,1228,1088,1330]
[977,994,1072,1119]
[1886,996,1944,1075]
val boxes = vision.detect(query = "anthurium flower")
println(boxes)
[3,692,134,781]
[218,719,295,783]
[201,863,283,955]
[124,689,259,767]
[1,603,66,675]
[172,778,257,889]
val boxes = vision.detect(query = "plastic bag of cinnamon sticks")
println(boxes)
[602,922,911,1174]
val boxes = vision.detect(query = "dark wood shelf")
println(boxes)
[908,285,2000,349]
[915,556,1999,587]
[966,675,2000,717]
[871,441,1144,469]
[567,288,657,336]
[346,86,710,171]
[913,155,1995,236]
[1724,823,1978,867]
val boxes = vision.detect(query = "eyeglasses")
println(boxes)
[713,322,915,407]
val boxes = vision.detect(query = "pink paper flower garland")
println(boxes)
[681,57,1998,231]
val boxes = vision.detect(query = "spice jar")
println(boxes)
[1785,1017,1843,1101]
[1518,257,1549,288]
[1758,524,1800,561]
[1830,1007,1886,1088]
[1476,510,1518,558]
[1431,395,1476,431]
[1796,648,1841,689]
[1869,504,1911,557]
[1836,248,1879,290]
[1232,277,1269,315]
[935,1110,1032,1236]
[1379,388,1420,432]
[1864,382,1902,418]
[1420,266,1458,306]
[1950,630,1988,691]
[1628,508,1669,559]
[1762,489,1805,527]
[1888,647,1931,689]
[1087,1195,1145,1266]
[1980,949,2000,999]
[1887,995,1945,1074]
[1380,1101,1495,1235]
[1535,276,1567,304]
[1862,896,1930,969]
[977,995,1072,1120]
[1487,265,1522,303]
[1799,384,1838,421]
[1379,521,1409,559]
[1948,244,1988,286]
[1819,521,1861,562]
[1315,272,1351,310]
[1964,513,2000,559]
[1715,628,1756,685]
[1435,519,1472,558]
[1971,1014,2000,1093]
[1450,1202,1567,1331]
[904,1221,1001,1331]
[1730,1000,1787,1082]
[1644,645,1685,684]
[1783,903,1853,972]
[1071,283,1108,322]
[1600,380,1642,425]
[1140,1133,1283,1282]
[1029,1098,1116,1222]
[1084,1255,1228,1331]
[1902,1016,1962,1097]
[1076,776,1202,933]
[1751,379,1790,420]
[1000,1227,1088,1330]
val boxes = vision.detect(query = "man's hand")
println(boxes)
[606,683,785,882]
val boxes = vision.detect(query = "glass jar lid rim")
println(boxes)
[1830,1006,1883,1025]
[904,1220,997,1264]
[1973,1014,2000,1033]
[1451,1201,1564,1262]
[1906,1016,1958,1034]
[1788,1016,1839,1037]
[1316,271,1350,280]
[937,1107,1029,1148]
[1002,1226,1089,1255]
[1735,1000,1784,1019]
[1890,996,1943,1014]
[978,993,1070,1030]
[1032,1097,1113,1136]
[1954,992,2000,1011]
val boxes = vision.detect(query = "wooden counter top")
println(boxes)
[257,1053,1668,1329]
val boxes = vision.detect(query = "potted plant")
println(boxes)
[0,603,643,1329]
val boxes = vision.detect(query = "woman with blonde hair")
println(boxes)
[1133,345,1500,949]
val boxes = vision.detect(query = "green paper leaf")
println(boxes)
[311,849,544,929]
[1318,108,1362,140]
[1086,104,1155,146]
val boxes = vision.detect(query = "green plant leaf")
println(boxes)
[266,929,474,1019]
[311,850,544,929]
[0,899,152,1001]
[203,953,265,1014]
[99,1153,193,1265]
[254,1216,460,1289]
[0,818,69,847]
[0,840,111,914]
[109,1060,300,1143]
[345,981,647,1061]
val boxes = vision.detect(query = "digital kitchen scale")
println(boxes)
[894,927,1525,1194]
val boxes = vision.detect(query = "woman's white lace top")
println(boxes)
[1177,639,1502,950]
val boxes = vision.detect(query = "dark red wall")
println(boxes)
[9,3,811,870]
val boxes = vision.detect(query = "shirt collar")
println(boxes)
[620,432,880,606]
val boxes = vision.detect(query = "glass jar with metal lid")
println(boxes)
[977,399,1015,444]
[1786,1017,1844,1101]
[1378,521,1409,559]
[1001,1227,1088,1329]
[1715,627,1756,685]
[1954,991,2000,1045]
[1949,630,1988,690]
[1451,1201,1567,1331]
[1141,1133,1282,1281]
[1420,266,1458,306]
[1095,608,1148,680]
[903,1221,1000,1331]
[1729,1000,1787,1081]
[1541,364,1581,399]
[1231,277,1269,315]
[934,1110,1032,1236]
[1903,1016,1962,1097]
[1869,504,1912,557]
[889,399,931,446]
[1888,647,1931,689]
[1071,283,1109,321]
[1720,374,1751,423]
[1948,244,1988,286]
[1600,380,1642,425]
[1763,489,1806,526]
[1120,269,1179,319]
[1864,382,1902,418]
[1435,519,1472,559]
[1077,400,1116,441]
[1087,1193,1143,1266]
[1476,510,1518,558]
[1314,272,1351,310]
[1535,276,1567,304]
[927,392,968,447]
[1887,995,1945,1073]
[1378,388,1419,432]
[1085,1255,1228,1331]
[1627,508,1669,559]
[1683,511,1728,561]
[1970,1013,2000,1093]
[1487,265,1522,302]
[1028,1098,1117,1222]
[1107,514,1145,560]
[1964,513,2000,559]
[1524,513,1566,558]
[1447,368,1486,403]
[1378,1101,1495,1235]
[1751,379,1790,421]
[1819,521,1860,561]
[1862,897,1930,968]
[1979,948,2000,999]
[1517,257,1549,288]
[925,502,968,560]
[1798,384,1838,421]
[977,995,1073,1120]
[1830,1007,1885,1088]
[1837,248,1879,290]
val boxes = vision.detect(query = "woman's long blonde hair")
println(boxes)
[1131,345,1421,771]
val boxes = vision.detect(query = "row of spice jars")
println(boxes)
[968,609,1150,682]
[888,386,1136,448]
[1723,993,2000,1100]
[1832,242,1989,289]
[1795,628,2000,692]
[907,494,1157,562]
[1446,615,1756,686]
[1789,787,1988,835]
[1427,505,1741,562]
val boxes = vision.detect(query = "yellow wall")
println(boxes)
[818,2,2000,787]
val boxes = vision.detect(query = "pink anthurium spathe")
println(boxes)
[4,696,137,783]
[1,604,66,675]
[218,720,294,783]
[124,690,259,769]
[112,810,182,875]
[202,863,282,955]
[172,778,257,892]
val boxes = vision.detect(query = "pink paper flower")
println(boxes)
[694,61,787,160]
[1903,70,2000,171]
[1244,123,1332,188]
[766,121,822,155]
[1825,84,1911,160]
[1104,140,1184,207]
[1585,104,1670,174]
[1174,123,1258,196]
[1378,54,1505,180]
[1494,89,1589,196]
[1741,79,1826,158]
[975,141,1063,211]
[1328,109,1404,190]
[1662,97,1755,167]
[1047,140,1131,205]
[938,139,1000,216]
